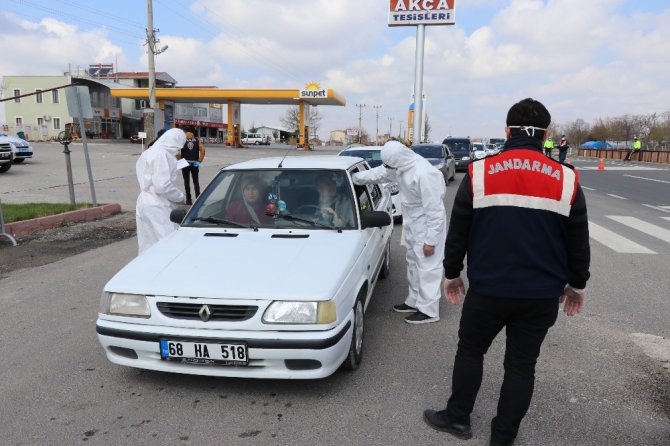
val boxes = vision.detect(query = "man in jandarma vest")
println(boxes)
[423,98,591,446]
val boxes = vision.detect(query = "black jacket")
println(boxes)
[443,136,590,299]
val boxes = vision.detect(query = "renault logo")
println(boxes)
[198,305,212,322]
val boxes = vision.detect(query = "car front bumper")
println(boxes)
[96,314,353,379]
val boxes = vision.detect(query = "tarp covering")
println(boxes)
[581,141,613,149]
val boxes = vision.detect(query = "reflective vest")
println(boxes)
[469,148,578,217]
[543,139,554,149]
[633,139,641,150]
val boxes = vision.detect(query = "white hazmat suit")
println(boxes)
[353,141,447,319]
[135,128,186,254]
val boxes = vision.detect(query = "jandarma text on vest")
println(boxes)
[487,159,562,180]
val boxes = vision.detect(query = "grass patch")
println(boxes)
[1,203,93,223]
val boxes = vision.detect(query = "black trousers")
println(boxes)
[625,149,639,161]
[181,164,200,201]
[544,148,552,157]
[558,149,568,163]
[446,291,559,442]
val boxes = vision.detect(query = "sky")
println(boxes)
[1,0,670,142]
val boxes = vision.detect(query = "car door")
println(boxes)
[350,165,389,283]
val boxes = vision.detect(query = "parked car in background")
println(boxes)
[96,155,394,379]
[0,132,33,163]
[0,139,14,172]
[442,137,473,171]
[241,133,268,145]
[338,145,403,221]
[472,142,488,160]
[410,143,456,184]
[129,134,143,144]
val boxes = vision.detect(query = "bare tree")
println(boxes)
[280,106,322,135]
[423,113,432,142]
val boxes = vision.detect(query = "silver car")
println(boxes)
[0,132,33,163]
[410,143,456,184]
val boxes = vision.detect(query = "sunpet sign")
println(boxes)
[388,0,455,26]
[299,82,328,99]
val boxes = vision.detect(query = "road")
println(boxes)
[1,144,669,445]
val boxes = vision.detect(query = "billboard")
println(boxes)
[388,0,455,26]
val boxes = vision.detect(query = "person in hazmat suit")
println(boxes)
[135,128,186,254]
[352,140,447,324]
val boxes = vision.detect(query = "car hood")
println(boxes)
[426,158,445,166]
[105,229,365,300]
[0,135,30,147]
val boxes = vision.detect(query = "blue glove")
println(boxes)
[193,161,201,167]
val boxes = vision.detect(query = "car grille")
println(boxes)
[156,302,258,321]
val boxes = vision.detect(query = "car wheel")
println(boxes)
[255,141,260,145]
[13,158,25,164]
[0,163,11,173]
[341,291,365,371]
[379,239,391,279]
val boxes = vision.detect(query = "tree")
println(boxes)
[280,106,322,135]
[423,113,432,142]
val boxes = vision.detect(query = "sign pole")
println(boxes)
[411,24,425,145]
[74,89,98,206]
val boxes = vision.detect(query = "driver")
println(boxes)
[313,173,355,227]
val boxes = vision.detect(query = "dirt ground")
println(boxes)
[0,212,137,277]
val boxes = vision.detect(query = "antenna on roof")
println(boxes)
[277,149,291,168]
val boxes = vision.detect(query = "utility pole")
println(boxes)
[411,24,426,144]
[388,117,393,139]
[145,0,168,142]
[355,103,366,143]
[373,105,381,145]
[398,120,404,139]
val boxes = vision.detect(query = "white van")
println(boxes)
[242,133,268,145]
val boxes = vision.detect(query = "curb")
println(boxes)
[3,203,122,238]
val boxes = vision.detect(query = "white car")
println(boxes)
[0,132,33,163]
[97,155,394,379]
[338,145,403,222]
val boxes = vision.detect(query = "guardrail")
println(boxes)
[578,149,670,164]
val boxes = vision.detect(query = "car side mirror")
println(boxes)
[170,208,187,224]
[360,210,392,229]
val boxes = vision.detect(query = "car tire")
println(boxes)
[13,158,25,164]
[379,239,391,279]
[341,291,365,371]
[0,163,11,173]
[255,141,260,145]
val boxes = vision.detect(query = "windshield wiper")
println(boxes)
[191,216,255,229]
[267,212,341,232]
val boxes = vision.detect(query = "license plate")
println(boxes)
[160,340,248,365]
[19,148,28,152]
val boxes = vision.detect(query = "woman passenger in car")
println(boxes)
[224,176,273,225]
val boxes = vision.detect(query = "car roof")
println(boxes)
[339,145,383,153]
[224,155,361,170]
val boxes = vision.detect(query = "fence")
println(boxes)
[578,149,670,163]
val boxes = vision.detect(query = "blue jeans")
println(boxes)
[445,291,559,443]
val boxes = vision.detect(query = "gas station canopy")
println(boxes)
[110,88,346,106]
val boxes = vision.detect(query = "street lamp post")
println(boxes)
[145,0,168,142]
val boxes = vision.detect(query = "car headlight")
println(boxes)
[262,300,336,324]
[99,292,151,317]
[461,156,470,161]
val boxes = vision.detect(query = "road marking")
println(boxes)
[580,166,662,171]
[643,204,670,213]
[623,174,670,184]
[606,194,626,200]
[581,186,596,191]
[588,221,655,254]
[606,216,670,244]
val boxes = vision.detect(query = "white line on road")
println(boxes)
[606,216,670,244]
[643,204,670,213]
[623,174,670,184]
[581,186,596,191]
[588,221,655,254]
[607,194,627,200]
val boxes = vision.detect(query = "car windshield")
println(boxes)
[339,149,383,168]
[411,145,443,159]
[443,140,470,155]
[184,169,357,230]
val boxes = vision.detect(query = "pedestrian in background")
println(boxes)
[625,136,642,161]
[135,128,186,254]
[423,98,590,445]
[543,136,554,157]
[558,134,570,163]
[178,131,206,205]
[147,128,167,148]
[353,140,447,324]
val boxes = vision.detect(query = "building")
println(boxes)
[254,125,291,143]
